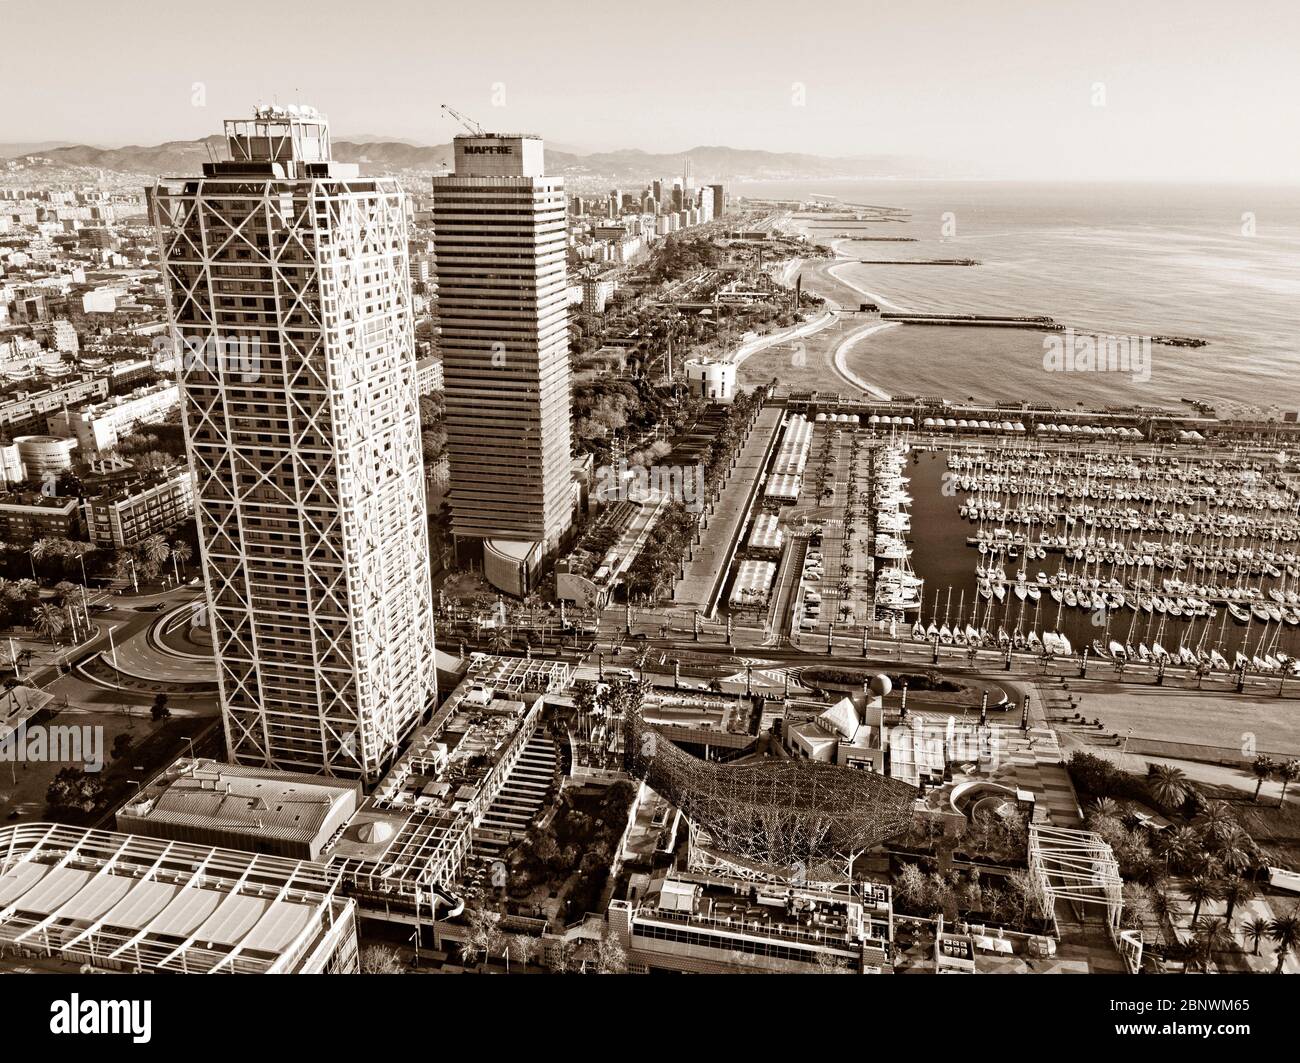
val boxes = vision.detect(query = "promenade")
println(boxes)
[674,405,783,614]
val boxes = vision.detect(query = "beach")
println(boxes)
[739,180,1300,414]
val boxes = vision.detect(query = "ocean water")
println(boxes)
[738,180,1300,410]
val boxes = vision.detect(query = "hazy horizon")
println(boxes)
[3,0,1299,181]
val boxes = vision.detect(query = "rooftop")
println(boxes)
[117,758,359,849]
[0,822,348,974]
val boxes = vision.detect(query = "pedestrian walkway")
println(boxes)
[675,406,783,613]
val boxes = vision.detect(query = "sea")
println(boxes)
[737,180,1300,412]
[732,180,1300,659]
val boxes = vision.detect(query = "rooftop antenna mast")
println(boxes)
[440,104,486,137]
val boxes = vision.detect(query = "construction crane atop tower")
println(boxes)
[440,104,486,137]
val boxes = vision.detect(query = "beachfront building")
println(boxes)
[46,380,179,454]
[0,823,359,973]
[0,493,80,544]
[431,134,574,596]
[415,355,443,395]
[81,465,194,547]
[0,377,108,436]
[609,870,894,974]
[150,106,437,783]
[684,357,736,402]
[116,758,361,862]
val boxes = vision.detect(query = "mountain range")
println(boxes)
[3,137,941,180]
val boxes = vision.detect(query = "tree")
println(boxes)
[150,693,171,722]
[462,906,506,968]
[508,933,542,970]
[1090,797,1121,820]
[359,944,405,974]
[894,863,930,914]
[1185,875,1225,924]
[1149,888,1182,938]
[1242,915,1270,956]
[1220,878,1256,923]
[545,938,576,974]
[171,541,193,573]
[1006,869,1049,927]
[1279,759,1300,806]
[1214,833,1254,878]
[1195,800,1236,843]
[595,929,628,974]
[1147,763,1189,810]
[46,766,104,815]
[111,733,134,761]
[1156,825,1200,872]
[32,602,66,647]
[1190,916,1233,973]
[1251,755,1275,802]
[53,580,79,604]
[138,534,170,568]
[1266,909,1300,974]
[1120,882,1153,930]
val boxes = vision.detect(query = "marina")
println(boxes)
[902,441,1300,674]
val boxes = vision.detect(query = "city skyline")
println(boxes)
[1,2,1298,1005]
[2,0,1299,181]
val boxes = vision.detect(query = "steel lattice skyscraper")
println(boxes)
[150,106,435,783]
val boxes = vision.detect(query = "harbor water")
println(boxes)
[903,447,1300,663]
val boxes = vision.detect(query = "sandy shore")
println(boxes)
[738,223,907,397]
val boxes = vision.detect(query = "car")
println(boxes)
[805,571,822,581]
[631,631,649,640]
[134,603,167,612]
[90,603,114,613]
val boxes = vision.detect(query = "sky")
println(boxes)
[3,0,1299,180]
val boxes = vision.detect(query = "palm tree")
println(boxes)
[1149,889,1182,938]
[1191,917,1233,972]
[1221,877,1257,922]
[1090,797,1122,820]
[1267,910,1300,974]
[1156,825,1199,872]
[1251,755,1275,802]
[1242,915,1270,956]
[32,602,66,647]
[1185,875,1225,924]
[1279,759,1300,805]
[487,625,511,654]
[1218,840,1253,879]
[139,534,170,568]
[1195,800,1236,842]
[1147,763,1189,810]
[29,537,58,567]
[171,540,192,573]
